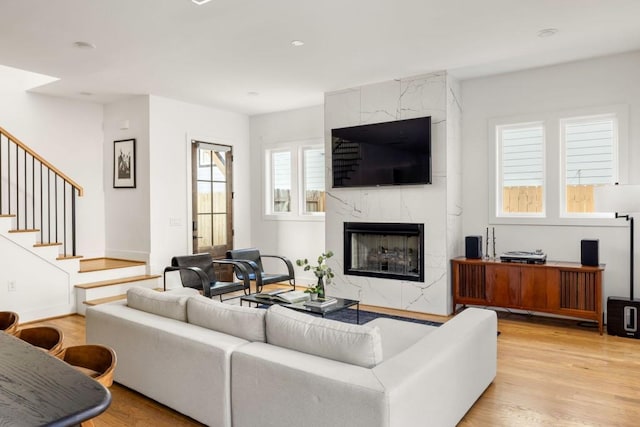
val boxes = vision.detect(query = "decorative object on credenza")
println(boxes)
[594,183,640,338]
[296,251,334,299]
[580,239,599,267]
[465,236,483,259]
[113,138,136,188]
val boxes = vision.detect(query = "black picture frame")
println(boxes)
[113,139,136,188]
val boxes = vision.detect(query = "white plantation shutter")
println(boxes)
[564,117,615,186]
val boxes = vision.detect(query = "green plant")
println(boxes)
[296,251,335,293]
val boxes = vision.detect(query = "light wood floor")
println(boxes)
[26,303,640,426]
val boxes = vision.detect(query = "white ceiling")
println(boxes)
[2,0,640,116]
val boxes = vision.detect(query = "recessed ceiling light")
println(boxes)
[192,0,213,5]
[537,28,558,38]
[291,40,305,47]
[79,91,93,96]
[247,91,259,96]
[73,41,96,49]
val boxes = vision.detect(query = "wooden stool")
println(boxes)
[14,325,64,356]
[57,345,117,427]
[0,311,19,335]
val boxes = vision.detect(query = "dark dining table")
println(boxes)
[0,332,112,426]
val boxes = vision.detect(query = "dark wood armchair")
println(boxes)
[163,253,251,300]
[225,248,295,293]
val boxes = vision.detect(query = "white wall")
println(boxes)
[249,105,325,285]
[148,96,251,274]
[462,51,640,305]
[103,96,150,262]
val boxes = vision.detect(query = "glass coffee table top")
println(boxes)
[240,293,360,323]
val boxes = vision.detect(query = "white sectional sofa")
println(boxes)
[86,287,497,427]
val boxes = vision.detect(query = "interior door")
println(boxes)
[191,141,233,260]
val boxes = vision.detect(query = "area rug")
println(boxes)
[323,308,442,326]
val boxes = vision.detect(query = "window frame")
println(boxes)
[263,138,325,221]
[489,104,628,227]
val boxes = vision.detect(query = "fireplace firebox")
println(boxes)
[344,222,424,282]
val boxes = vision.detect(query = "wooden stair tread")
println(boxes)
[8,229,40,233]
[34,242,62,247]
[57,255,83,260]
[84,294,126,306]
[79,257,146,273]
[0,214,16,218]
[75,274,161,289]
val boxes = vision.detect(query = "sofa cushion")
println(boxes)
[126,287,195,322]
[187,296,266,342]
[265,305,383,368]
[365,317,437,361]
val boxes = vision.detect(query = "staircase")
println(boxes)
[1,127,159,322]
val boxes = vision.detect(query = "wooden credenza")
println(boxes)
[451,257,604,334]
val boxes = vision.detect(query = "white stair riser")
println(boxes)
[76,265,147,283]
[32,245,62,260]
[75,277,160,315]
[0,217,15,233]
[3,231,37,247]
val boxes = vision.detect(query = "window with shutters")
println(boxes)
[497,122,545,217]
[264,139,325,219]
[490,105,627,225]
[561,115,618,216]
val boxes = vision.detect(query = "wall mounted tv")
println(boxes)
[331,116,431,188]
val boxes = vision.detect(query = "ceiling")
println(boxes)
[2,0,640,116]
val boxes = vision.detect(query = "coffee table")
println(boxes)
[240,293,361,324]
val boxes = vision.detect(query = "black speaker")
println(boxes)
[607,297,640,338]
[581,239,599,266]
[465,235,483,259]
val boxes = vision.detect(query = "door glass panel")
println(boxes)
[212,214,227,246]
[197,182,212,214]
[212,181,226,213]
[198,214,213,248]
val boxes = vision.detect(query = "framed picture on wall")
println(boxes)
[113,138,136,188]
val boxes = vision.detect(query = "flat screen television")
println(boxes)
[331,116,431,188]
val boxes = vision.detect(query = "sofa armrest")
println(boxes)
[372,307,497,427]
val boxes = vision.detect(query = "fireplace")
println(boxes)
[344,222,424,282]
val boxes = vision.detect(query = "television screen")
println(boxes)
[331,117,431,188]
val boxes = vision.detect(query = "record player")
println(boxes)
[500,250,547,264]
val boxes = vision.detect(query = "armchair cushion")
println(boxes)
[187,296,266,342]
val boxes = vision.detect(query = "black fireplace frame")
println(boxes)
[343,222,424,282]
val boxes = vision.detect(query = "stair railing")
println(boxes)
[0,127,83,257]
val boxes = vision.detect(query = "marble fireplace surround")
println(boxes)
[324,71,462,316]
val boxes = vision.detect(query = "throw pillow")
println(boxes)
[265,304,383,368]
[187,296,266,342]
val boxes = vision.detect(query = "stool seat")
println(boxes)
[0,311,19,335]
[15,325,64,356]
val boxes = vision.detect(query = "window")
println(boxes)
[561,115,617,216]
[302,147,325,213]
[497,123,545,217]
[491,105,627,225]
[271,150,292,213]
[265,140,325,219]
